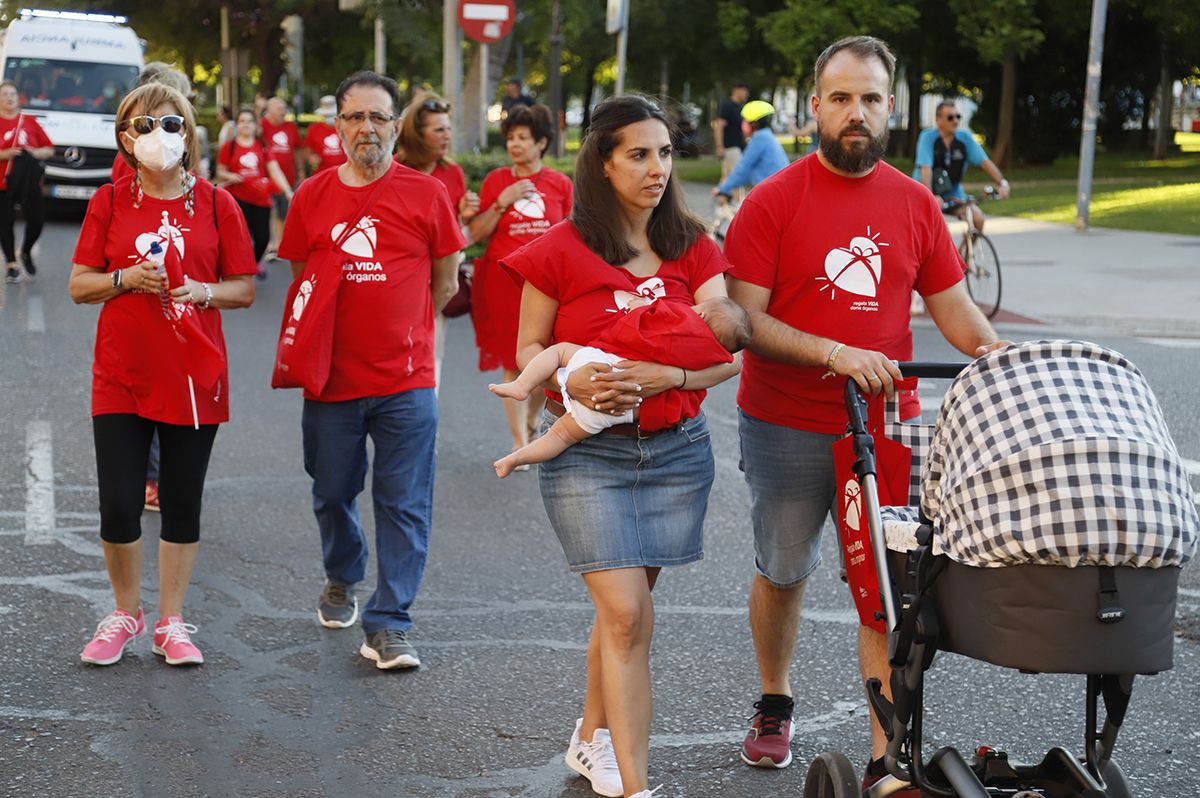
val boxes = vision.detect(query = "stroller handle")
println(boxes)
[896,362,970,379]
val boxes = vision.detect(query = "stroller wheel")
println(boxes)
[1098,759,1132,798]
[803,751,860,798]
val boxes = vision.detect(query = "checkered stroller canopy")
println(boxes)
[919,341,1198,568]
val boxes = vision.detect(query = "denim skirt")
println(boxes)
[538,411,715,573]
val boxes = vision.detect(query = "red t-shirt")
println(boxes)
[429,161,467,209]
[501,222,729,424]
[111,154,134,184]
[594,300,733,430]
[303,122,346,172]
[473,167,573,371]
[217,139,277,207]
[724,154,965,434]
[278,162,467,402]
[72,178,258,424]
[260,118,300,188]
[0,114,53,191]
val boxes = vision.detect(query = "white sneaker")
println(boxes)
[566,717,624,797]
[629,788,662,798]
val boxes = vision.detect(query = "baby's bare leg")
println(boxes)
[494,415,592,478]
[489,343,579,401]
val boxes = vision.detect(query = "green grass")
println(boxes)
[671,132,1200,236]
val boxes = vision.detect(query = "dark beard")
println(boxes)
[818,123,888,173]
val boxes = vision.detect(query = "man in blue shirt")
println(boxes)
[913,100,1010,232]
[713,100,790,200]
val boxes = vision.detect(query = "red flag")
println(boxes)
[152,241,226,391]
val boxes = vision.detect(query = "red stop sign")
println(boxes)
[457,0,516,44]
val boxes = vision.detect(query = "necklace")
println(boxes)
[132,168,196,217]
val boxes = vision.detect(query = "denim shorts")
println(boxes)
[539,411,714,573]
[738,410,839,588]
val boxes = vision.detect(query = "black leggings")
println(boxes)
[93,414,218,544]
[0,184,45,264]
[235,199,271,264]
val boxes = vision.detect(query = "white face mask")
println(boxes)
[131,127,185,172]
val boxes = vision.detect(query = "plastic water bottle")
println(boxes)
[147,241,173,321]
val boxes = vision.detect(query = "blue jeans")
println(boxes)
[301,389,437,633]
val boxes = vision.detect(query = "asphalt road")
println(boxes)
[1,214,1197,798]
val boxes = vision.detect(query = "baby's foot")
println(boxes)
[488,381,530,400]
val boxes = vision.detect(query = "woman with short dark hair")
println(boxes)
[468,103,572,459]
[0,79,53,283]
[500,94,742,798]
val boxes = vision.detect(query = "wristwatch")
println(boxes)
[111,269,123,290]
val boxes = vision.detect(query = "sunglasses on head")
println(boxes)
[944,113,961,121]
[422,99,449,113]
[123,114,186,135]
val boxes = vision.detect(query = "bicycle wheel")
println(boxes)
[960,232,1002,319]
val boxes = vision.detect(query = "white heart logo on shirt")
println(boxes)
[820,229,889,300]
[330,216,378,259]
[512,191,546,220]
[238,152,260,169]
[272,131,289,146]
[323,134,341,151]
[132,211,188,263]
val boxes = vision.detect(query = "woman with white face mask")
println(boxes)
[67,83,258,668]
[0,79,54,283]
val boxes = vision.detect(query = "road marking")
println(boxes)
[1138,337,1200,349]
[24,421,55,545]
[1181,458,1200,476]
[26,294,45,332]
[1181,588,1200,599]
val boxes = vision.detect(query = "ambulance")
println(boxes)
[0,8,143,201]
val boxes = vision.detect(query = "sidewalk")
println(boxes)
[681,180,1200,338]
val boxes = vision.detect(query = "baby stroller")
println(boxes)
[804,341,1198,798]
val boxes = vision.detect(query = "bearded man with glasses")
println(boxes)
[277,71,465,670]
[913,100,1010,233]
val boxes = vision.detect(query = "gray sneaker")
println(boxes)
[317,580,358,629]
[359,629,420,669]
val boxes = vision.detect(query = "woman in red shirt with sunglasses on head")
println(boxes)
[69,83,257,668]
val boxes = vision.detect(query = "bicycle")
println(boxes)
[943,187,1002,319]
[708,195,738,244]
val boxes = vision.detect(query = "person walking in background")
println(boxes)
[0,80,53,283]
[395,92,479,387]
[468,104,572,463]
[216,107,293,272]
[278,72,463,669]
[68,82,256,667]
[714,82,749,204]
[303,95,347,174]
[501,94,741,798]
[500,78,534,118]
[723,37,1007,788]
[216,105,235,148]
[260,96,303,259]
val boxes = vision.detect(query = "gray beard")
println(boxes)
[818,124,888,173]
[347,139,390,169]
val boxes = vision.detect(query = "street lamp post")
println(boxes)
[1074,0,1108,232]
[548,0,563,157]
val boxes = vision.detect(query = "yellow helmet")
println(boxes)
[741,100,776,123]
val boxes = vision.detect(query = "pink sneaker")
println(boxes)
[80,608,145,665]
[153,616,204,666]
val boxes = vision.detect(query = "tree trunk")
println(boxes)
[905,59,922,158]
[992,49,1017,169]
[461,38,513,151]
[1153,39,1173,159]
[581,60,597,133]
[254,20,284,97]
[659,56,669,104]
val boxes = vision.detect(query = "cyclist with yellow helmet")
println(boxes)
[713,100,789,201]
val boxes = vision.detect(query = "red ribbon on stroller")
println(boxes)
[831,378,918,634]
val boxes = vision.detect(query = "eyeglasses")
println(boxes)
[337,111,397,127]
[944,114,961,121]
[421,99,449,113]
[122,114,186,135]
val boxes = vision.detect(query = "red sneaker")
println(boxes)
[862,757,922,797]
[741,697,796,768]
[80,608,145,665]
[153,616,204,666]
[144,480,160,512]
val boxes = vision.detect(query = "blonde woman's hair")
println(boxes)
[396,92,452,169]
[115,83,200,173]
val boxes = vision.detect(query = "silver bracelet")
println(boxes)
[197,282,213,310]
